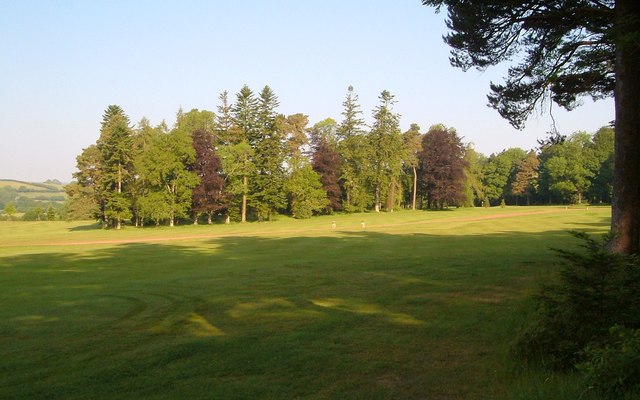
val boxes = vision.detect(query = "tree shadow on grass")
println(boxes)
[0,223,610,399]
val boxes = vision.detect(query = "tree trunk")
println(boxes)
[412,166,417,211]
[388,180,396,212]
[610,0,640,254]
[241,175,248,223]
[374,185,380,212]
[207,213,212,225]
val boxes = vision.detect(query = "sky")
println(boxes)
[0,0,614,183]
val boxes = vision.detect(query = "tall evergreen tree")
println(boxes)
[251,85,287,220]
[231,85,259,222]
[368,90,404,212]
[96,105,134,229]
[337,86,371,212]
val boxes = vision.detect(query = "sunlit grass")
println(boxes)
[0,206,611,399]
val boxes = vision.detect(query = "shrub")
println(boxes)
[578,326,640,399]
[513,232,640,370]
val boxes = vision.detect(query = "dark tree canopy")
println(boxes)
[418,125,468,209]
[423,0,615,129]
[422,0,640,254]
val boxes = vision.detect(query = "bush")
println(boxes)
[578,326,640,398]
[513,232,640,370]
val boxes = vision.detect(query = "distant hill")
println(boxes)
[0,179,67,206]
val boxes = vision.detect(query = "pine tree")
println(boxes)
[368,90,404,212]
[337,86,370,212]
[96,105,134,229]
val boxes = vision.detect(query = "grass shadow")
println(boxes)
[0,222,610,399]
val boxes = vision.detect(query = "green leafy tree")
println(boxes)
[3,202,16,219]
[587,126,615,203]
[539,133,594,204]
[481,148,527,205]
[462,145,486,207]
[420,0,640,254]
[403,123,423,210]
[64,182,99,220]
[136,119,199,227]
[511,150,540,205]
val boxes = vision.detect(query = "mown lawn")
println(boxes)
[0,206,611,399]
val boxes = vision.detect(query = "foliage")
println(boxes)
[481,148,527,205]
[337,86,370,212]
[513,232,640,370]
[578,326,640,399]
[191,129,227,223]
[286,163,328,219]
[421,0,615,129]
[368,90,404,212]
[511,151,540,206]
[310,118,342,213]
[417,124,467,209]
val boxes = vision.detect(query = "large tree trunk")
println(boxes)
[610,0,640,254]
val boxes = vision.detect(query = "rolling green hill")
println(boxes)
[0,179,67,211]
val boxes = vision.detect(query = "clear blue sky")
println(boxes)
[0,0,614,182]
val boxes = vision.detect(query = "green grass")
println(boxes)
[0,206,611,399]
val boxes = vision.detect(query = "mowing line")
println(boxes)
[2,208,583,248]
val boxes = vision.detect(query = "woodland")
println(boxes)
[64,85,613,228]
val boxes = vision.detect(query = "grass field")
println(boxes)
[0,206,611,399]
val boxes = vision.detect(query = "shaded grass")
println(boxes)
[0,207,611,399]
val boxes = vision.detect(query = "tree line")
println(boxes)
[65,85,614,227]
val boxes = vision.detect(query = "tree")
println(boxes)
[421,0,640,253]
[4,202,16,219]
[403,123,423,210]
[482,148,527,205]
[287,163,328,219]
[96,105,135,229]
[511,150,540,205]
[251,85,287,220]
[64,181,99,220]
[368,90,404,212]
[462,145,486,207]
[71,145,103,221]
[538,133,594,204]
[231,85,259,222]
[191,129,226,224]
[418,124,468,209]
[337,86,371,212]
[310,118,342,213]
[587,126,615,203]
[136,120,199,227]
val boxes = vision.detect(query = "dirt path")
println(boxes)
[17,208,580,248]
